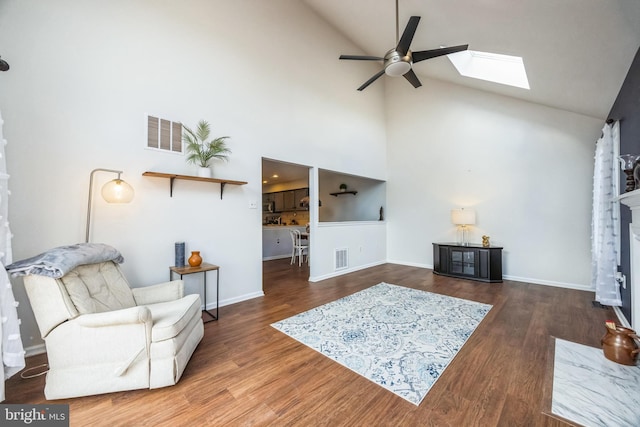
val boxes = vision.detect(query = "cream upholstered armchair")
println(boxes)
[22,260,204,400]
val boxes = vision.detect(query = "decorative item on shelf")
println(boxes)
[188,251,202,267]
[482,235,490,247]
[0,56,9,72]
[183,120,231,178]
[601,321,639,365]
[451,208,476,246]
[379,206,384,221]
[301,195,322,207]
[339,183,348,192]
[618,154,640,192]
[634,163,640,191]
[175,242,185,267]
[85,168,134,243]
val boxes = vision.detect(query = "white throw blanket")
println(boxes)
[5,243,124,278]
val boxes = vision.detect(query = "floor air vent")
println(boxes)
[335,248,348,270]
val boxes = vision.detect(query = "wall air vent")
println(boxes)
[147,115,183,153]
[335,248,348,271]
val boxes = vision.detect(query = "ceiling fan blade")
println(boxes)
[403,69,422,88]
[396,16,420,56]
[412,44,469,63]
[340,55,384,61]
[357,69,386,91]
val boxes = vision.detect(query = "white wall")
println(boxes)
[0,0,607,355]
[385,77,603,289]
[310,221,387,282]
[0,0,387,352]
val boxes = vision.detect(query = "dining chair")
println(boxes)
[289,229,309,266]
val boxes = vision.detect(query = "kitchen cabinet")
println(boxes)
[263,192,277,205]
[273,192,285,212]
[262,194,272,211]
[262,226,306,260]
[294,188,309,210]
[283,190,296,211]
[262,228,285,259]
[263,188,309,212]
[432,243,502,283]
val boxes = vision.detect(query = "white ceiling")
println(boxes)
[302,0,640,119]
[262,158,310,185]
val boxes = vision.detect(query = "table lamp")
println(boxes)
[451,208,476,246]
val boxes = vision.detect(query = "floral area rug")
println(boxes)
[271,282,492,405]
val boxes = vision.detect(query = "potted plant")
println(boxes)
[339,183,348,192]
[183,120,231,177]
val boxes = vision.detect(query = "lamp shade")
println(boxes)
[451,208,476,226]
[101,178,134,203]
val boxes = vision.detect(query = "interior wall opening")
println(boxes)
[261,158,312,288]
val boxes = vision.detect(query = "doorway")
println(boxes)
[261,158,312,289]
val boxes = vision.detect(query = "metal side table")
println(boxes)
[169,262,219,322]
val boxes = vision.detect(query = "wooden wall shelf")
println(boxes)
[142,171,248,199]
[329,191,358,197]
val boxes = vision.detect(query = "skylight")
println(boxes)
[447,50,530,90]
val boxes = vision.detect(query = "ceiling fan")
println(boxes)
[339,1,468,91]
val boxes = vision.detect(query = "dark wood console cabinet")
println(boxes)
[433,243,503,283]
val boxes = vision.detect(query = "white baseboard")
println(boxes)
[309,260,386,283]
[502,274,592,291]
[613,306,632,328]
[386,260,591,291]
[206,291,265,311]
[386,259,432,269]
[262,255,291,261]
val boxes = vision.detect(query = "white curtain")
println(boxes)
[0,111,25,402]
[592,121,622,306]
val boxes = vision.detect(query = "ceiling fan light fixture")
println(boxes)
[385,61,411,77]
[338,6,468,90]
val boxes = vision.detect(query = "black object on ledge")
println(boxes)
[330,191,358,196]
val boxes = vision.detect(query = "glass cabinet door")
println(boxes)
[449,248,476,276]
[462,251,475,275]
[450,250,463,274]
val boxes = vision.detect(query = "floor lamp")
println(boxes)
[451,208,476,246]
[85,168,134,243]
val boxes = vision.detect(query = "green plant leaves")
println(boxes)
[182,120,231,168]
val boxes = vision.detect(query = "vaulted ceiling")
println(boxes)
[302,0,640,119]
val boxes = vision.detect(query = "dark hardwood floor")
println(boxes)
[5,260,613,426]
